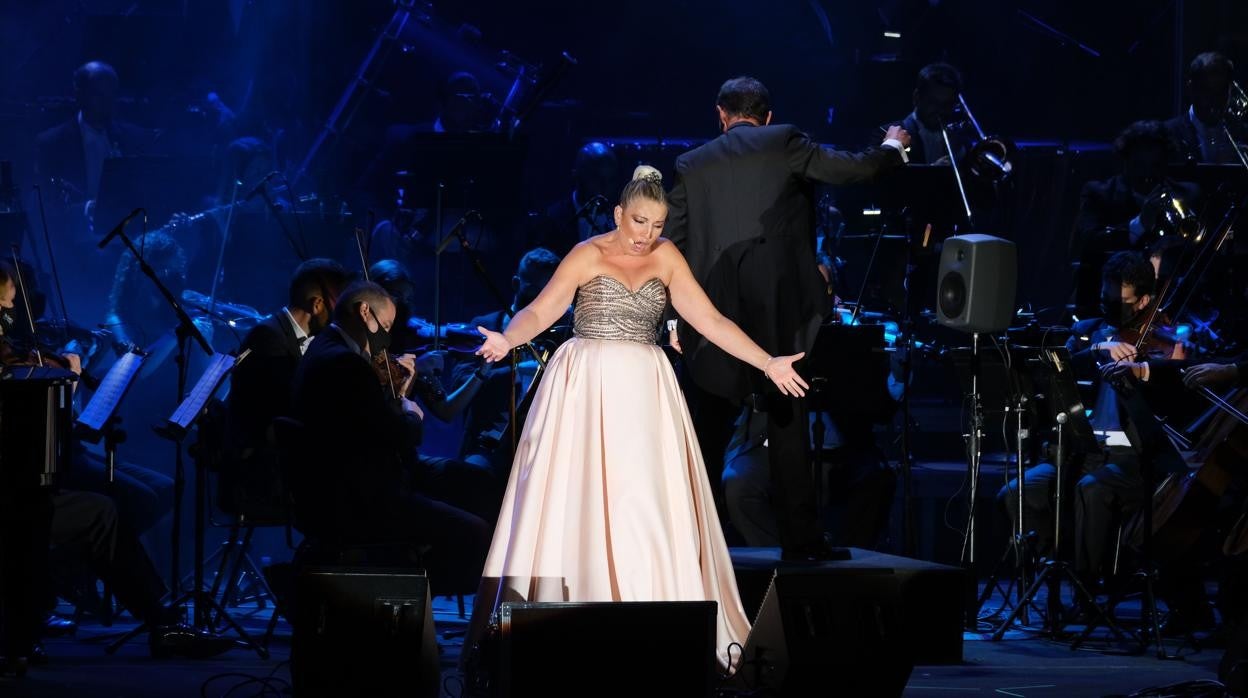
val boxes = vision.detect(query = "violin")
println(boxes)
[370,351,447,403]
[0,335,100,391]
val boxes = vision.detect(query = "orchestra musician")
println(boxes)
[0,264,223,661]
[290,281,490,594]
[1165,52,1248,165]
[223,258,349,518]
[1071,121,1200,318]
[369,259,502,522]
[896,63,974,166]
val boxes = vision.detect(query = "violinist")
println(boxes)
[997,253,1176,602]
[369,259,501,521]
[223,259,348,517]
[290,281,490,595]
[0,261,172,540]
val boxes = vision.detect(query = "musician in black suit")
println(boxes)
[223,259,347,517]
[897,63,974,166]
[291,281,490,593]
[1165,52,1247,165]
[665,76,908,560]
[1071,121,1200,318]
[33,61,152,228]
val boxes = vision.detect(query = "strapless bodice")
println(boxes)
[573,275,667,344]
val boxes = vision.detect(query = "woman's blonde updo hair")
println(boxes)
[618,164,667,209]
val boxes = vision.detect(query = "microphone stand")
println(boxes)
[99,221,214,651]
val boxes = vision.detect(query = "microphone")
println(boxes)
[242,171,281,201]
[97,207,144,249]
[435,210,483,255]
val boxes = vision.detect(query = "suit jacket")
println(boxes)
[290,326,423,536]
[665,122,903,400]
[226,312,303,454]
[1164,113,1248,164]
[899,112,974,166]
[33,117,152,203]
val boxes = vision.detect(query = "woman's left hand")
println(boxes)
[764,352,809,397]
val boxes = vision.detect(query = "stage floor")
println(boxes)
[3,567,1225,697]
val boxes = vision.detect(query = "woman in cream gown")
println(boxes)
[469,166,808,670]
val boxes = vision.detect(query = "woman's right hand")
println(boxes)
[476,326,512,363]
[763,353,809,397]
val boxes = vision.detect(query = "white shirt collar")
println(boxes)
[282,307,310,354]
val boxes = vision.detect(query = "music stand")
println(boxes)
[987,346,1129,642]
[76,349,147,481]
[106,350,265,658]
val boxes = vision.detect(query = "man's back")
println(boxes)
[668,123,900,282]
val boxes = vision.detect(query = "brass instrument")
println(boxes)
[1224,80,1248,169]
[1150,187,1203,242]
[956,94,1014,185]
[1229,80,1248,123]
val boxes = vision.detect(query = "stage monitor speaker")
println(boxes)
[731,568,913,697]
[291,566,438,697]
[496,601,716,697]
[936,233,1017,333]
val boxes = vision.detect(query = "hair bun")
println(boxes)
[631,164,663,185]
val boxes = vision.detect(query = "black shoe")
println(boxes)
[41,613,77,638]
[148,624,237,660]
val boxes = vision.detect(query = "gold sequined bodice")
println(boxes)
[573,275,666,344]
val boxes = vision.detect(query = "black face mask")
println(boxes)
[365,307,391,358]
[1100,297,1140,328]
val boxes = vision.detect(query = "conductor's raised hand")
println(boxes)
[763,352,809,397]
[476,326,512,363]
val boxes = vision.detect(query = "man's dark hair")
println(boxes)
[289,258,349,308]
[368,259,412,298]
[1112,120,1175,160]
[516,248,560,284]
[916,63,962,94]
[73,60,118,92]
[716,77,771,123]
[1187,51,1235,83]
[333,280,392,325]
[1103,251,1156,297]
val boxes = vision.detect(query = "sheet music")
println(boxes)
[167,349,249,433]
[77,351,145,433]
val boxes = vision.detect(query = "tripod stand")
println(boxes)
[990,410,1129,642]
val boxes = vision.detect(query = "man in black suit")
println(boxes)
[34,61,152,230]
[453,247,566,477]
[665,76,908,560]
[223,258,347,518]
[1071,121,1199,317]
[290,281,490,593]
[1164,52,1247,165]
[898,63,974,166]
